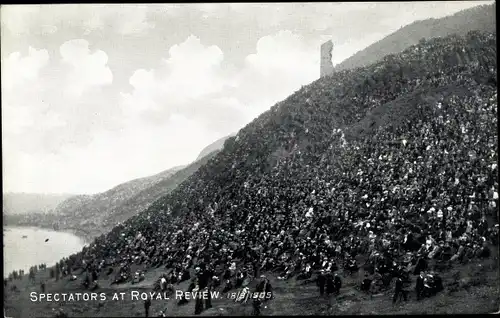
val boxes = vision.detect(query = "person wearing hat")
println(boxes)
[196,265,213,310]
[256,275,272,301]
[160,275,167,292]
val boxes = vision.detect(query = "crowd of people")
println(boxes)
[32,31,497,315]
[5,263,47,285]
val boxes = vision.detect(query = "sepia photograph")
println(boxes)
[1,2,498,317]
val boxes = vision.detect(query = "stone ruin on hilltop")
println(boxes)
[320,40,334,78]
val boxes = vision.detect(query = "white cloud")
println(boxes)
[59,39,113,96]
[2,41,117,169]
[246,30,317,74]
[2,47,49,90]
[235,30,319,117]
[3,113,221,194]
[121,35,228,120]
[122,31,320,135]
[161,35,226,99]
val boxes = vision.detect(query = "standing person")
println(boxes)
[204,286,212,310]
[40,281,46,293]
[416,272,425,300]
[197,266,213,310]
[333,273,342,296]
[317,270,326,296]
[325,271,335,296]
[256,275,273,301]
[144,296,152,317]
[361,274,372,293]
[194,285,204,315]
[160,276,167,292]
[252,298,262,316]
[392,276,407,303]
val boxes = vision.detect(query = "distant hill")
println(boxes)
[50,165,185,232]
[335,3,496,71]
[2,193,74,215]
[98,150,220,234]
[52,147,228,237]
[196,134,235,160]
[5,137,231,238]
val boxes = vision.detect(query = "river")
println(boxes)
[3,226,87,277]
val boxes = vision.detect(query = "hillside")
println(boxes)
[46,138,231,237]
[3,167,181,236]
[4,31,498,317]
[4,140,230,239]
[98,150,220,235]
[2,193,74,215]
[196,134,235,161]
[50,165,184,224]
[335,3,496,71]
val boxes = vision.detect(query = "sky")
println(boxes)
[1,2,492,195]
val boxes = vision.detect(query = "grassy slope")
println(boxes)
[100,151,219,234]
[4,249,498,317]
[196,135,235,161]
[335,3,496,72]
[5,82,499,315]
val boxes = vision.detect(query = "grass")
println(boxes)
[4,252,499,317]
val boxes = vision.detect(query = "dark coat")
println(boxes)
[333,276,342,290]
[317,273,326,287]
[416,275,425,292]
[325,275,335,294]
[394,277,403,291]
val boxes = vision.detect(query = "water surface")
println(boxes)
[3,226,86,277]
